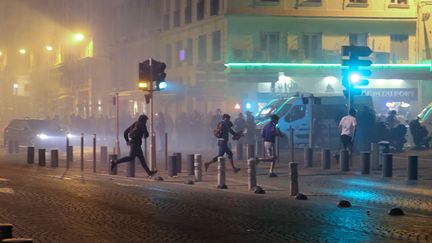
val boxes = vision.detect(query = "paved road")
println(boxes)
[0,149,431,242]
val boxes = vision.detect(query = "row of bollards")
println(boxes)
[301,147,419,180]
[26,144,109,170]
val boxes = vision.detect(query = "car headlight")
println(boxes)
[37,133,48,140]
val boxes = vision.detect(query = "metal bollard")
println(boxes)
[168,155,177,177]
[321,149,331,169]
[236,143,244,160]
[340,150,350,172]
[371,142,379,170]
[173,152,182,173]
[27,147,34,164]
[247,144,255,159]
[304,147,313,168]
[100,146,108,164]
[38,149,46,166]
[51,150,59,168]
[408,156,418,180]
[93,134,96,173]
[126,158,136,177]
[187,154,194,176]
[248,158,256,190]
[66,136,70,165]
[80,133,84,171]
[361,151,371,174]
[108,154,117,175]
[194,154,202,182]
[217,157,227,189]
[289,162,299,196]
[68,145,74,164]
[383,153,393,177]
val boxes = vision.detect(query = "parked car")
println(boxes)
[3,118,68,150]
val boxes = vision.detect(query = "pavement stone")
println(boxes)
[0,147,432,242]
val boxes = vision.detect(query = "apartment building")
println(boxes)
[161,0,432,116]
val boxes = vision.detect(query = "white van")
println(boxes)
[255,94,374,149]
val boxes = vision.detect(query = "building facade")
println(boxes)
[1,0,432,127]
[160,0,432,118]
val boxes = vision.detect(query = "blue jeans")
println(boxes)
[211,140,233,162]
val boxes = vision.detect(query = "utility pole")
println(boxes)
[149,59,156,171]
[138,58,166,171]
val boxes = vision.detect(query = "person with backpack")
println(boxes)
[262,114,284,175]
[205,113,241,173]
[110,114,157,177]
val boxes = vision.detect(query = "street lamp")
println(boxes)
[19,49,26,54]
[46,45,53,52]
[74,33,85,42]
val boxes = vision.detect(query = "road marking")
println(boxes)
[0,188,14,194]
[0,178,9,182]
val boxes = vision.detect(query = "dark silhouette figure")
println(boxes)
[110,114,157,177]
[234,112,246,143]
[245,111,256,145]
[355,106,376,152]
[409,117,431,149]
[205,114,241,173]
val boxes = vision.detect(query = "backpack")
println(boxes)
[213,121,223,138]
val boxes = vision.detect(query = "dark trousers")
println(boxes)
[211,140,233,162]
[341,135,353,153]
[116,143,152,175]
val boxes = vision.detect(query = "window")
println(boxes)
[185,0,192,24]
[212,31,221,61]
[210,0,219,16]
[285,105,306,122]
[198,34,207,63]
[302,33,322,59]
[173,0,181,27]
[187,38,193,65]
[391,34,408,61]
[197,0,205,21]
[349,33,368,46]
[347,0,368,7]
[391,0,407,4]
[260,32,281,60]
[163,0,170,30]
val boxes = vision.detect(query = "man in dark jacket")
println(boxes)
[205,114,241,173]
[262,114,284,175]
[110,114,157,177]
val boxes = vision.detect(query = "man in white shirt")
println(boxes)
[338,108,357,155]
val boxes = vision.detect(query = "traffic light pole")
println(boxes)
[149,59,156,171]
[348,84,352,112]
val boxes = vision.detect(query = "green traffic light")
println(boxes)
[349,73,361,84]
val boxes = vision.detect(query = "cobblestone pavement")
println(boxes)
[0,148,431,243]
